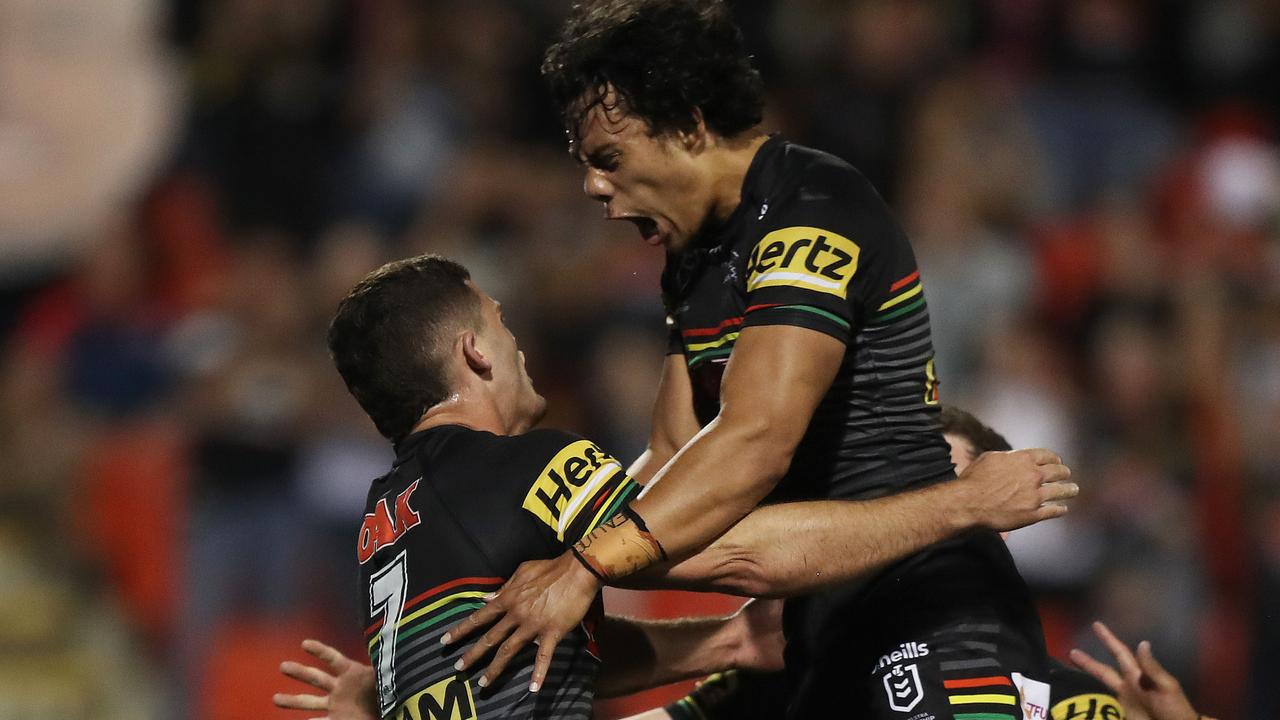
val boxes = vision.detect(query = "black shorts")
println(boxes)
[784,530,1051,720]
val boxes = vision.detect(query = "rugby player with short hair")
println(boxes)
[445,2,1070,717]
[278,255,1074,719]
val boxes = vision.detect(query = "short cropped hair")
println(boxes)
[542,0,765,150]
[327,255,481,442]
[940,405,1013,456]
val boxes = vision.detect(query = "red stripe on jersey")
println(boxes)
[591,485,614,512]
[365,575,504,636]
[891,270,920,292]
[744,303,784,314]
[942,676,1013,689]
[682,316,743,337]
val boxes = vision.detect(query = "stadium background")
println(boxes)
[0,0,1277,718]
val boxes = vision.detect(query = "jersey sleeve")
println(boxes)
[1048,664,1124,720]
[741,164,907,344]
[514,430,644,550]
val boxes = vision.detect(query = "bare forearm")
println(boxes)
[595,614,739,698]
[630,417,791,562]
[629,481,971,596]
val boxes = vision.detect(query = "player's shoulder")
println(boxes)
[1048,659,1124,719]
[769,139,885,214]
[752,138,902,250]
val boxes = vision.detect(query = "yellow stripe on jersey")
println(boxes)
[877,281,923,311]
[685,332,740,353]
[522,440,624,542]
[948,694,1019,705]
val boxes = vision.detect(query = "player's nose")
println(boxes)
[583,168,614,203]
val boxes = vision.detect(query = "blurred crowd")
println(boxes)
[0,1,1277,718]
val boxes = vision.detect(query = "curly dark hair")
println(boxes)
[327,255,481,443]
[939,405,1013,457]
[542,0,765,149]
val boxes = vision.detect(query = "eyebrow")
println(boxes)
[578,142,619,167]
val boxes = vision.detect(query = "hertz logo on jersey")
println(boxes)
[391,674,476,720]
[746,226,860,299]
[1051,693,1125,720]
[522,440,623,542]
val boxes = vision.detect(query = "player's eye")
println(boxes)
[587,151,620,172]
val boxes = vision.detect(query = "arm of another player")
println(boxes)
[627,353,701,485]
[273,639,377,720]
[442,325,840,687]
[594,598,784,698]
[623,448,1076,597]
[1070,621,1217,720]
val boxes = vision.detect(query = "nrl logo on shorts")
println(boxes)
[883,663,924,713]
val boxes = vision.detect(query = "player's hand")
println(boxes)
[273,639,377,720]
[1069,621,1213,720]
[727,598,785,672]
[441,551,602,692]
[955,448,1076,532]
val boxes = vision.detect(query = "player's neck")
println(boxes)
[411,389,520,437]
[707,130,769,222]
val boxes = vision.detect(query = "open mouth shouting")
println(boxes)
[619,215,663,246]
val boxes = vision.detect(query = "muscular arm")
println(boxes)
[623,448,1075,597]
[628,354,701,485]
[630,325,843,561]
[595,599,784,699]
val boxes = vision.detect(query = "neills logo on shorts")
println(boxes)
[870,641,930,673]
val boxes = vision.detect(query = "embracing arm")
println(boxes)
[628,354,702,485]
[628,325,843,561]
[595,599,784,699]
[622,449,1075,597]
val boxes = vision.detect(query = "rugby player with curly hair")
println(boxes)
[441,2,1073,718]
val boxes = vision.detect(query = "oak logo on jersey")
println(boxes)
[391,674,476,720]
[1050,693,1124,720]
[523,440,622,542]
[358,479,422,565]
[746,226,860,299]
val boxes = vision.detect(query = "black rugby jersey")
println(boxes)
[663,136,1046,718]
[666,659,1124,720]
[662,134,953,501]
[357,425,641,720]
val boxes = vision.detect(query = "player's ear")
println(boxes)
[460,331,492,375]
[679,108,709,154]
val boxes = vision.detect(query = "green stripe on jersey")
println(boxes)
[871,296,925,323]
[688,346,733,367]
[769,304,852,330]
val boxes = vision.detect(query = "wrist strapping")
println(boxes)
[571,508,667,583]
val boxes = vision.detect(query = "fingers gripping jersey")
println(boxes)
[662,135,951,501]
[358,426,641,720]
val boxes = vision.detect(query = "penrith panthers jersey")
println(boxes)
[357,425,641,720]
[662,133,954,504]
[662,135,1048,719]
